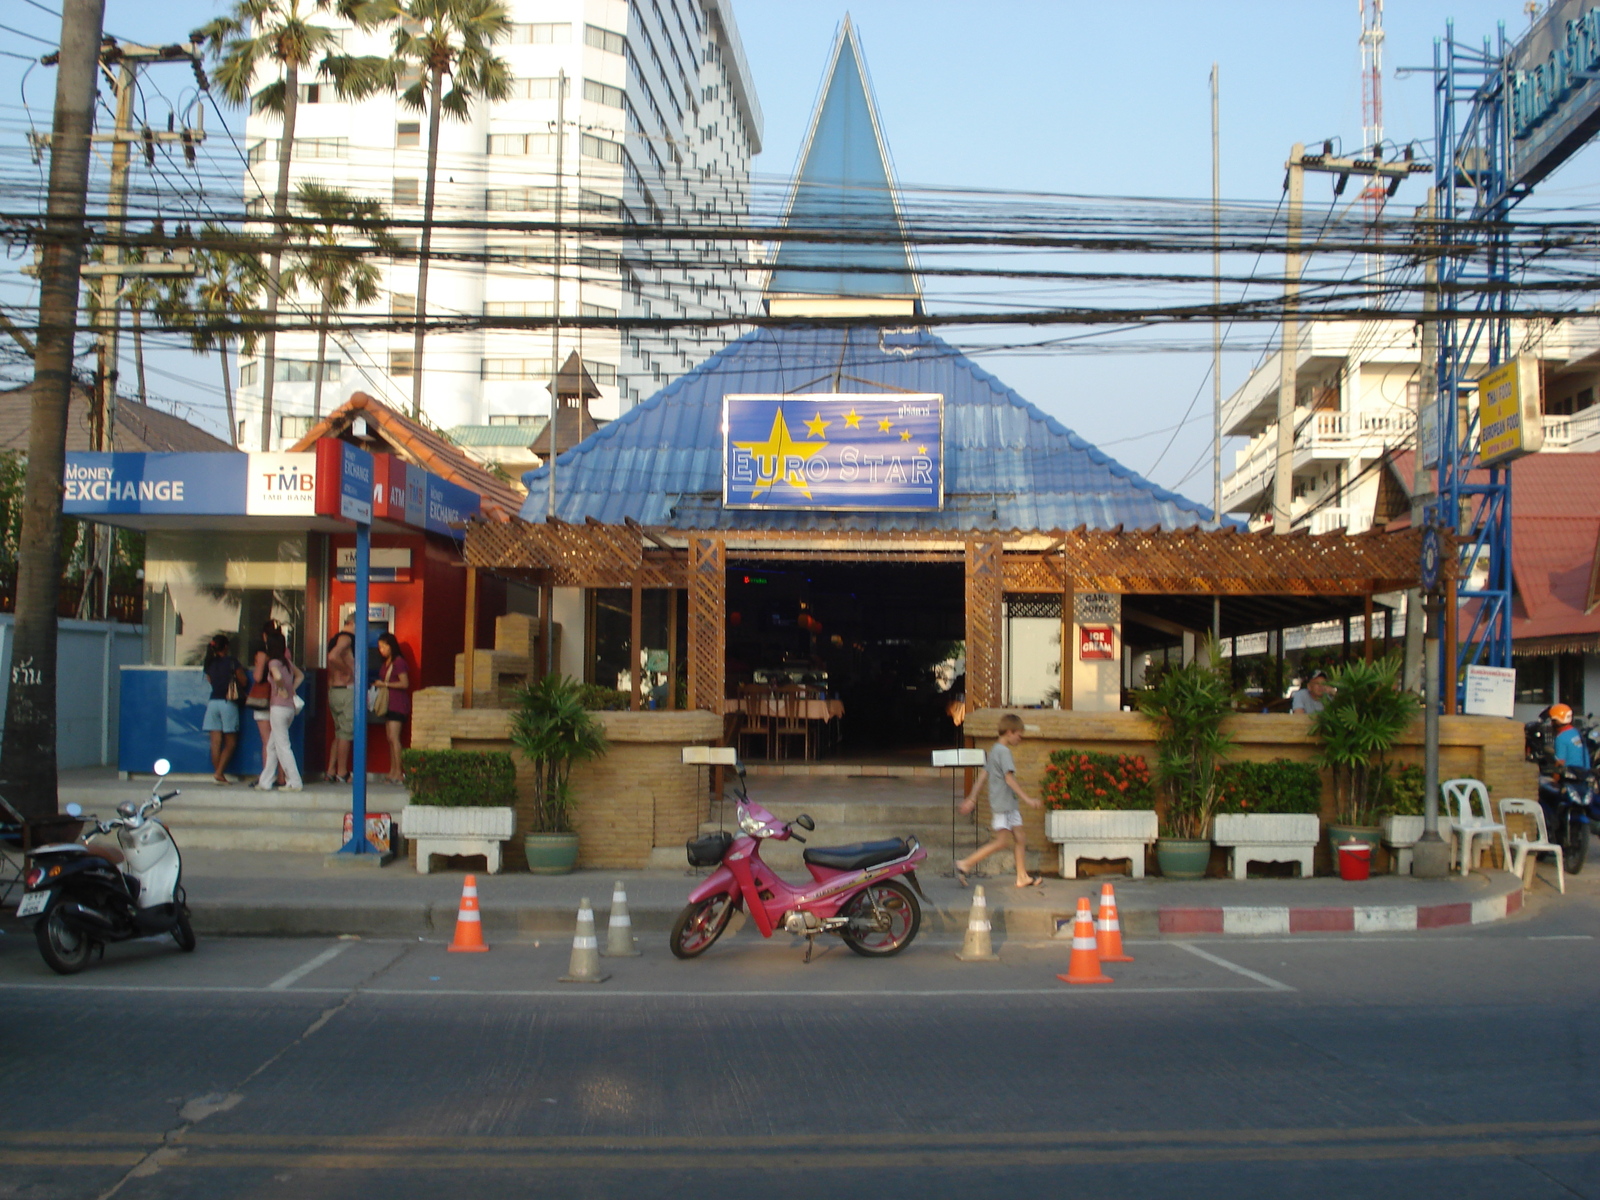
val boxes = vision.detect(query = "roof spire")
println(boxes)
[766,18,920,317]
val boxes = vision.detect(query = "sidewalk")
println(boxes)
[153,849,1530,940]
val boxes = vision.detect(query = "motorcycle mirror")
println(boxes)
[65,802,83,818]
[152,758,171,777]
[117,800,138,819]
[795,814,815,831]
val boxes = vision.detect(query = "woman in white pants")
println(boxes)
[258,629,304,791]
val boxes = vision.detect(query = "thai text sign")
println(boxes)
[1508,0,1600,189]
[723,393,943,511]
[1476,356,1545,466]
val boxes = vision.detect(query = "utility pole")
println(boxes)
[548,69,566,522]
[1404,188,1438,695]
[1210,63,1222,641]
[2,0,107,820]
[1272,144,1430,534]
[1272,145,1304,534]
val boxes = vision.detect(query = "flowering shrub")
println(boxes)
[1214,759,1322,815]
[1042,749,1154,811]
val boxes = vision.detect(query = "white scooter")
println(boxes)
[17,758,194,974]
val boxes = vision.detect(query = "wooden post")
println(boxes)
[462,566,477,709]
[963,539,1004,709]
[687,536,727,713]
[666,587,678,711]
[1059,582,1075,711]
[1363,593,1374,663]
[1443,576,1458,715]
[630,576,643,711]
[541,584,554,677]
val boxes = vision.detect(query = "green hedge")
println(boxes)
[1378,764,1426,817]
[1042,749,1154,811]
[1215,759,1322,814]
[400,749,517,807]
[576,683,631,711]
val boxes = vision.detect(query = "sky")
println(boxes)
[3,0,1593,504]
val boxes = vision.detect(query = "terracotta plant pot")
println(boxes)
[1156,837,1211,880]
[524,832,580,875]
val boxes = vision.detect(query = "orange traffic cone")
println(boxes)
[1095,882,1133,963]
[1057,896,1112,984]
[447,874,489,953]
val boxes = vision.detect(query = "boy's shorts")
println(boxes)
[990,809,1024,831]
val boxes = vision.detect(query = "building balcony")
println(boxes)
[1542,408,1600,452]
[1222,410,1416,512]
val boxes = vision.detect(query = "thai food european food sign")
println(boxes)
[722,393,944,511]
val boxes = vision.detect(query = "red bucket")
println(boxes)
[1337,842,1372,881]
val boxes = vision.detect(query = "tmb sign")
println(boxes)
[723,393,943,511]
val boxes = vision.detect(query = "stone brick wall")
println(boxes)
[412,687,720,868]
[964,709,1533,874]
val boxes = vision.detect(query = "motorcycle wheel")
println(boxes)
[1562,820,1589,875]
[35,909,91,975]
[172,908,196,952]
[670,894,736,959]
[839,880,920,957]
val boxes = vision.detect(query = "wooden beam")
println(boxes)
[542,584,555,677]
[1060,581,1075,712]
[462,566,477,709]
[630,577,643,711]
[666,587,679,711]
[1363,593,1374,664]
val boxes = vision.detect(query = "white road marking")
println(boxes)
[265,944,351,991]
[0,982,1276,999]
[1175,941,1295,992]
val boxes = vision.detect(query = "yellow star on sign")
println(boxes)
[900,429,912,442]
[843,408,861,429]
[804,411,831,439]
[733,409,826,498]
[878,417,893,432]
[917,445,928,455]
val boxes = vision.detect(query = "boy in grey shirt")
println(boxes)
[955,713,1044,888]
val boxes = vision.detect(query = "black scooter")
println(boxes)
[1524,715,1599,875]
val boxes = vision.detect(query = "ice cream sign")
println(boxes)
[722,393,944,511]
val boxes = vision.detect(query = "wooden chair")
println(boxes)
[773,685,814,761]
[735,684,776,761]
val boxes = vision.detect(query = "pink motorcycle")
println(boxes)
[671,770,929,961]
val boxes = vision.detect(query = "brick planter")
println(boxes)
[1045,809,1159,878]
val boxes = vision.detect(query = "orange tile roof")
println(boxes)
[289,392,521,520]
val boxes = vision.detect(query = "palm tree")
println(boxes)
[182,228,267,446]
[280,182,394,418]
[373,0,512,418]
[120,275,174,409]
[195,0,388,450]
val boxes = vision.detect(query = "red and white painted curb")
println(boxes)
[1155,886,1523,936]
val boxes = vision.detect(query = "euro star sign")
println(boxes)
[734,409,826,498]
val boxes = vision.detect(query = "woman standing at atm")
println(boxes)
[373,631,411,785]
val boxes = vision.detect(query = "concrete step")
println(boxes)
[161,807,352,831]
[171,825,349,854]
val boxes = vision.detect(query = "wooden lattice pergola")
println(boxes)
[463,518,1441,714]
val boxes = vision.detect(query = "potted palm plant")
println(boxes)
[1312,656,1421,863]
[1136,639,1234,879]
[1378,763,1428,874]
[510,674,609,875]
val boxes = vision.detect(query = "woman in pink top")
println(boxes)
[257,629,304,791]
[373,632,411,785]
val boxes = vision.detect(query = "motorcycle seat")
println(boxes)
[803,839,910,872]
[84,842,124,866]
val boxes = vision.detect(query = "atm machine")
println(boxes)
[338,602,396,681]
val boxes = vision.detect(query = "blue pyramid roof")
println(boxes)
[521,327,1220,532]
[766,20,918,301]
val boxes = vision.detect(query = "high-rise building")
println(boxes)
[233,0,762,449]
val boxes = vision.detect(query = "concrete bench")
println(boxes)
[1212,814,1320,880]
[398,806,515,874]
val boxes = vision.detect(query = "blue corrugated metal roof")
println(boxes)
[520,326,1221,532]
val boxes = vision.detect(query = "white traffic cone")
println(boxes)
[559,897,611,984]
[956,885,999,962]
[603,879,641,957]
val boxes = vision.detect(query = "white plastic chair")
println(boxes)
[1441,778,1509,876]
[1497,798,1564,894]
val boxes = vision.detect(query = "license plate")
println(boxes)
[15,891,46,918]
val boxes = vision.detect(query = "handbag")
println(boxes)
[245,678,270,709]
[367,682,388,718]
[224,666,241,704]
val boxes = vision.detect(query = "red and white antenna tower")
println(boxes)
[1360,1,1386,225]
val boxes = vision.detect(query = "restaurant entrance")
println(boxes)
[725,561,965,758]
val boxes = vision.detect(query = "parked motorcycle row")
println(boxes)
[1524,710,1600,875]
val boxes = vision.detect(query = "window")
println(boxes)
[392,177,419,206]
[584,25,626,54]
[580,302,617,319]
[274,359,340,383]
[297,82,325,104]
[513,76,562,100]
[247,141,273,165]
[484,300,554,317]
[509,22,569,43]
[245,196,268,217]
[481,358,553,380]
[488,414,542,426]
[485,185,557,211]
[390,235,418,256]
[581,134,623,164]
[396,122,421,148]
[239,361,258,387]
[279,415,315,440]
[577,188,620,215]
[702,84,718,102]
[389,350,415,378]
[583,359,618,386]
[487,132,558,156]
[390,292,416,316]
[237,419,248,444]
[296,138,347,159]
[584,78,625,108]
[485,239,555,263]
